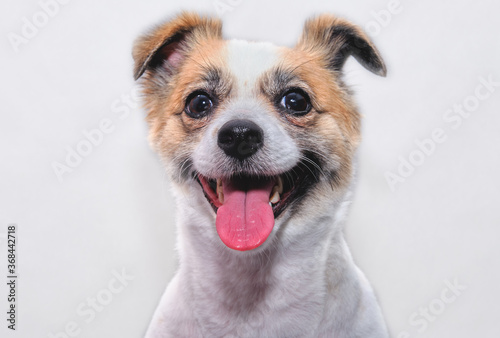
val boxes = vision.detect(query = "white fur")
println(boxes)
[145,40,388,337]
[226,39,280,98]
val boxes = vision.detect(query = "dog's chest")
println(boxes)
[184,253,331,337]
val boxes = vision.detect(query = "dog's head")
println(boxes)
[133,12,385,252]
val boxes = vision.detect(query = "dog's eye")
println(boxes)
[185,92,213,118]
[280,89,311,115]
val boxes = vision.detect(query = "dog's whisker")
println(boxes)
[301,147,330,162]
[299,155,327,181]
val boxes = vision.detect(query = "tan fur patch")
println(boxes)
[151,39,229,160]
[133,13,230,166]
[262,46,361,188]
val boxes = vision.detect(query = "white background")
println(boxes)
[1,0,499,337]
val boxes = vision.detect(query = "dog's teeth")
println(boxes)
[216,179,224,204]
[276,176,283,194]
[270,190,280,204]
[269,177,282,204]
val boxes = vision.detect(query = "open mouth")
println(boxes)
[196,154,321,251]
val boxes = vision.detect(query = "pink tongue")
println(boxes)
[216,178,275,251]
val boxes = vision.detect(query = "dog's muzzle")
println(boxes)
[196,119,322,252]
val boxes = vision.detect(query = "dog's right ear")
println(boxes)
[132,12,222,80]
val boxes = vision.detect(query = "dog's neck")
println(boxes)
[171,183,363,334]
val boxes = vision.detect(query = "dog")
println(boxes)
[133,12,389,337]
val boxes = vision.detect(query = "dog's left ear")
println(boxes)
[297,15,386,76]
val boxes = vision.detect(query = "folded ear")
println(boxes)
[297,15,386,76]
[132,12,222,80]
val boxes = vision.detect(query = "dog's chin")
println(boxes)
[191,153,322,252]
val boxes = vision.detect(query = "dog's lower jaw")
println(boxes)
[145,186,388,338]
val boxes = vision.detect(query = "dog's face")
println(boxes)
[133,13,385,252]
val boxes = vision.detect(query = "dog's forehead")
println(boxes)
[225,39,281,96]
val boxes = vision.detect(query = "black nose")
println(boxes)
[217,119,264,160]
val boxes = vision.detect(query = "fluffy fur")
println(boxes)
[133,12,388,337]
